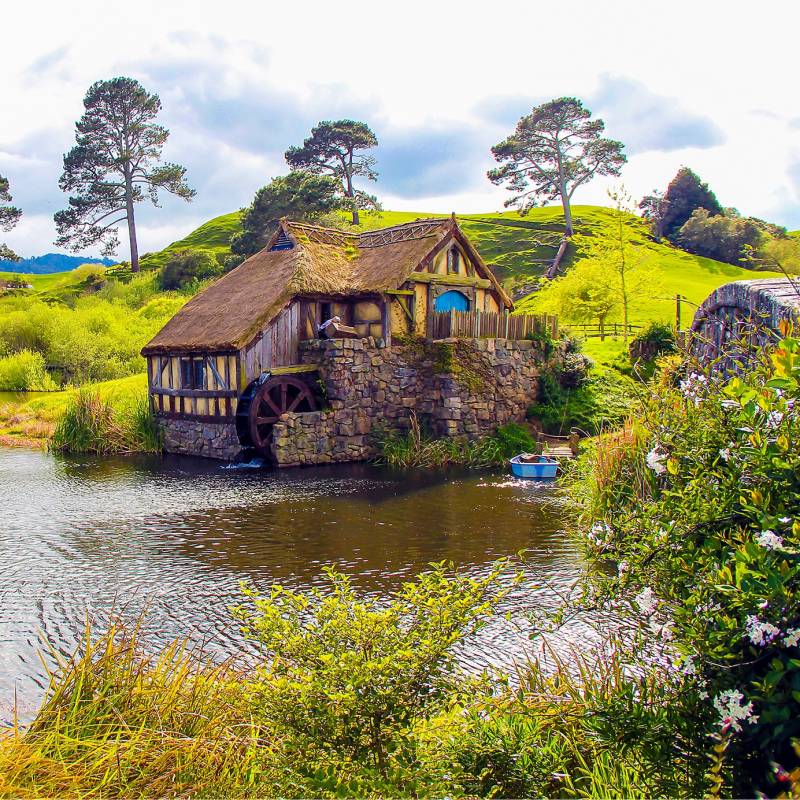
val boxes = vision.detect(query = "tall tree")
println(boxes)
[285,120,378,225]
[660,166,722,240]
[0,174,22,262]
[54,77,195,272]
[488,97,626,237]
[638,189,670,242]
[230,171,343,258]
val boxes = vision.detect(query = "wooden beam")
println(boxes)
[410,272,492,289]
[206,357,227,390]
[270,364,318,375]
[385,289,414,296]
[152,387,238,398]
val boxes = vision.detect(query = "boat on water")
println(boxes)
[509,453,560,480]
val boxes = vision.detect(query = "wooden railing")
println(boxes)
[566,323,641,339]
[430,310,557,341]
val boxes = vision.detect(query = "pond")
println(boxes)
[0,446,608,724]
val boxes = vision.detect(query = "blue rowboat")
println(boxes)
[509,454,559,480]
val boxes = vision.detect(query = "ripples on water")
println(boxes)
[0,447,608,723]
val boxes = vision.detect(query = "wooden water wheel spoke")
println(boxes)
[247,375,317,456]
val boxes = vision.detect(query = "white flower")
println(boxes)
[719,447,732,462]
[646,446,667,475]
[682,656,697,676]
[784,629,800,648]
[588,521,611,546]
[653,620,675,641]
[745,615,780,646]
[755,530,784,551]
[680,372,708,405]
[713,689,757,732]
[779,516,792,524]
[765,411,784,430]
[617,560,629,577]
[635,586,658,616]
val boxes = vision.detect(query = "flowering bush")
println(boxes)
[575,331,800,794]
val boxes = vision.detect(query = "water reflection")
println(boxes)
[0,447,594,724]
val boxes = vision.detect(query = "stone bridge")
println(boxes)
[691,278,800,371]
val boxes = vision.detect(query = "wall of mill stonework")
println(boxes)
[159,418,241,460]
[270,336,556,467]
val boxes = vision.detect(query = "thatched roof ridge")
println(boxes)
[142,216,509,355]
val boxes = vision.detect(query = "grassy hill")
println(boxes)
[144,205,780,330]
[139,211,244,271]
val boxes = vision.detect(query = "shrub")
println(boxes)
[159,248,221,290]
[573,333,800,795]
[0,349,58,391]
[490,421,536,456]
[233,562,511,792]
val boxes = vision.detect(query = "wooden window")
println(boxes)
[447,247,461,274]
[180,357,206,389]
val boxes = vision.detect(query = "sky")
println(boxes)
[2,0,799,259]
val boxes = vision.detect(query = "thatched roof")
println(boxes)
[142,217,512,354]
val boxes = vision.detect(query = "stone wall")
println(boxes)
[691,278,800,373]
[159,417,241,460]
[270,336,554,467]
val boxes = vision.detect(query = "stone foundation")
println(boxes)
[159,418,241,460]
[271,336,555,467]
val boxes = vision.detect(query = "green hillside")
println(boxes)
[139,210,244,271]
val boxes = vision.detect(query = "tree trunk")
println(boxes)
[599,314,606,341]
[345,170,359,226]
[561,189,573,237]
[125,177,139,273]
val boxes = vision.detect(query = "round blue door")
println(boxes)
[434,290,470,312]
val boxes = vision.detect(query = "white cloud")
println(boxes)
[2,0,800,259]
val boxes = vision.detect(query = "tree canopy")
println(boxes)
[230,171,343,259]
[676,207,765,266]
[488,97,626,236]
[660,167,722,240]
[285,120,379,225]
[54,77,194,272]
[638,189,669,242]
[0,174,22,262]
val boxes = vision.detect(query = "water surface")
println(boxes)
[0,447,599,722]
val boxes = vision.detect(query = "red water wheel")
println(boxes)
[248,376,317,456]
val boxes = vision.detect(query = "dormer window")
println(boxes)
[447,247,461,274]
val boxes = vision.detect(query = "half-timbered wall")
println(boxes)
[147,352,238,420]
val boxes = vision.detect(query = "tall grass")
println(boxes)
[378,414,533,469]
[0,622,262,798]
[50,391,162,455]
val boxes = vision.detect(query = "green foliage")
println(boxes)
[628,322,676,376]
[0,349,58,391]
[573,336,800,795]
[159,247,221,290]
[233,562,510,790]
[285,119,379,225]
[677,207,766,266]
[661,166,723,239]
[50,390,162,454]
[488,97,626,234]
[230,171,343,257]
[491,421,536,456]
[54,77,195,272]
[528,364,637,435]
[0,174,22,263]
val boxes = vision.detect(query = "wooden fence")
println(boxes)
[430,310,557,341]
[565,322,641,339]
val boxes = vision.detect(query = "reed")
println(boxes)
[378,413,505,469]
[50,391,162,455]
[0,621,263,798]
